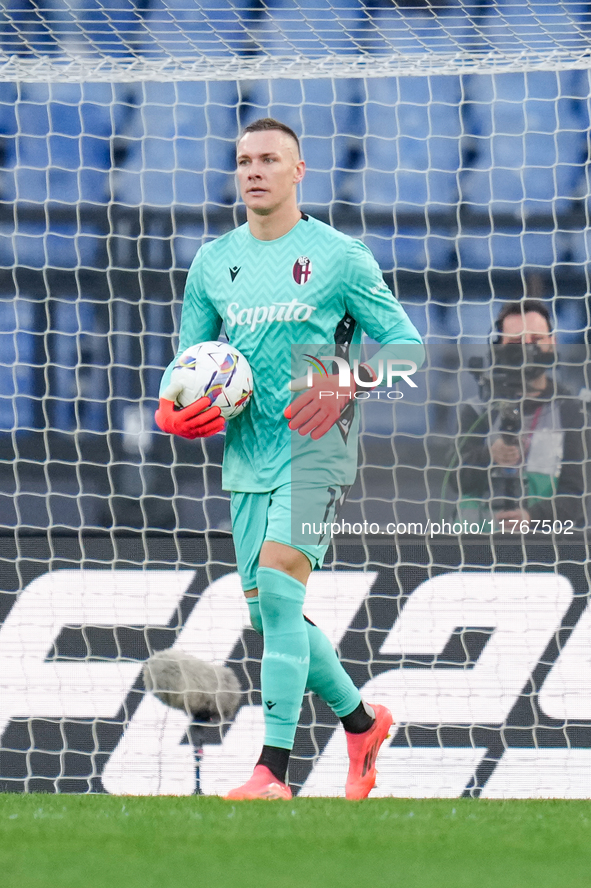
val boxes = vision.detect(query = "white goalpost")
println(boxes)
[0,1,590,798]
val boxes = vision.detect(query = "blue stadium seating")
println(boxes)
[140,0,249,59]
[0,82,129,268]
[478,0,588,56]
[350,6,466,212]
[114,80,240,207]
[0,81,17,137]
[48,298,109,432]
[569,226,591,271]
[365,227,454,273]
[172,226,207,269]
[361,4,474,56]
[0,0,58,56]
[574,69,591,210]
[250,0,366,57]
[0,0,142,57]
[3,81,125,205]
[445,301,497,345]
[299,78,358,206]
[456,230,570,272]
[0,222,103,271]
[0,82,18,201]
[398,301,495,422]
[352,74,462,216]
[0,297,36,432]
[398,301,451,344]
[140,298,178,412]
[555,297,588,344]
[395,299,498,438]
[460,70,587,215]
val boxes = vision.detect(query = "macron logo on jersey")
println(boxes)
[226,299,316,332]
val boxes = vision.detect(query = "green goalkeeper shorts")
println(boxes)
[230,482,348,591]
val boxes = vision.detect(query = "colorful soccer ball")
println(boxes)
[170,341,253,419]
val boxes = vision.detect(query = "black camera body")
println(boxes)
[469,343,554,406]
[468,343,555,509]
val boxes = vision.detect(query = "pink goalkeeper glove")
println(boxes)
[155,382,225,439]
[284,372,355,440]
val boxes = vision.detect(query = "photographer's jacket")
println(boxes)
[455,379,586,525]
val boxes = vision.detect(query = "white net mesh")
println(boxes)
[1,1,591,79]
[0,1,590,798]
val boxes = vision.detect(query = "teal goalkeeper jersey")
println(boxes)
[160,214,423,492]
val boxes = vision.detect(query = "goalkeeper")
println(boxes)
[156,118,424,800]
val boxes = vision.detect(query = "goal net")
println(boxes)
[0,1,590,799]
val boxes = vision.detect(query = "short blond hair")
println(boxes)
[239,117,301,157]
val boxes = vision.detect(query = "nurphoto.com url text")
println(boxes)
[301,519,575,537]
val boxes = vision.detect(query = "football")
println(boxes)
[170,341,253,419]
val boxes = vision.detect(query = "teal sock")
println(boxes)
[257,567,310,750]
[305,618,362,718]
[247,597,263,635]
[247,594,361,720]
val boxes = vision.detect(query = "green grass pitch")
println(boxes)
[1,795,590,888]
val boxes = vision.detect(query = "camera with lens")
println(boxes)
[469,343,554,439]
[468,343,555,509]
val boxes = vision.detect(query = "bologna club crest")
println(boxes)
[293,256,313,285]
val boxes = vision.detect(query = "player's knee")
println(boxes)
[259,541,310,582]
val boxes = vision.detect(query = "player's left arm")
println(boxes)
[341,239,424,381]
[286,240,424,439]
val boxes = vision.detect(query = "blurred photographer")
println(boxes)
[454,299,586,530]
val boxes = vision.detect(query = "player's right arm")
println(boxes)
[156,248,225,439]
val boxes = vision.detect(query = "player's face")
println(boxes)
[236,130,305,215]
[500,311,554,350]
